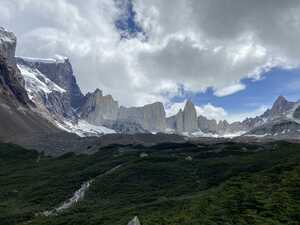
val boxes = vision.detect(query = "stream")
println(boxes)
[42,164,122,216]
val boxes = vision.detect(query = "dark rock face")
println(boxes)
[16,57,85,121]
[0,56,30,106]
[16,57,85,109]
[110,120,149,134]
[245,119,300,137]
[293,106,300,119]
[0,28,29,106]
[0,29,59,143]
[270,96,295,117]
[0,27,17,66]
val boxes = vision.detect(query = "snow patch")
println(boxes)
[55,120,116,137]
[17,55,68,64]
[18,64,66,100]
[244,133,271,138]
[285,102,300,124]
[0,27,15,44]
[184,130,246,138]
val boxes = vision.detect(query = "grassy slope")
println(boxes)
[0,142,299,225]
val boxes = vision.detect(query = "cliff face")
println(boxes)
[40,58,84,108]
[166,101,198,134]
[16,56,86,122]
[0,28,59,142]
[117,102,167,132]
[80,89,119,125]
[0,27,17,66]
[183,100,198,132]
[0,28,29,105]
[270,96,295,117]
[198,115,218,134]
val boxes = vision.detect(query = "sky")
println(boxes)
[1,0,300,122]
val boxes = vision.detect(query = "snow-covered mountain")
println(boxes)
[2,27,300,139]
[244,97,300,138]
[16,56,117,137]
[16,52,300,138]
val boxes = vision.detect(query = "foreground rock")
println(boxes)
[127,216,141,225]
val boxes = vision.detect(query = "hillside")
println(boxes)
[0,141,299,225]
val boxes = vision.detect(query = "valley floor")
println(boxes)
[0,141,299,225]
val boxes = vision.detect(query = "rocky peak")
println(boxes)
[166,101,198,134]
[0,27,17,66]
[93,88,103,97]
[183,100,198,132]
[270,95,294,117]
[0,28,30,106]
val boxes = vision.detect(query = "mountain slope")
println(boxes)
[0,141,299,225]
[0,28,59,143]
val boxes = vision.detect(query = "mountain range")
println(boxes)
[1,27,300,147]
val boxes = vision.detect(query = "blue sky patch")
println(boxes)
[114,0,145,39]
[170,68,300,115]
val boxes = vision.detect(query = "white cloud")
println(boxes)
[196,103,228,121]
[1,0,300,107]
[214,83,246,97]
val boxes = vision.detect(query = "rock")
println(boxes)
[293,105,300,119]
[185,155,193,161]
[117,102,167,132]
[110,120,149,134]
[198,115,218,134]
[0,28,29,105]
[127,216,141,225]
[270,96,295,117]
[16,56,85,109]
[140,153,148,158]
[175,109,184,133]
[0,27,17,66]
[16,57,82,121]
[245,119,300,138]
[166,101,198,134]
[217,120,230,134]
[166,110,184,133]
[183,100,198,132]
[0,28,59,144]
[80,89,119,125]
